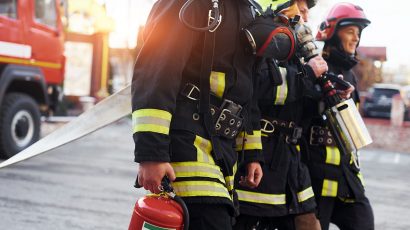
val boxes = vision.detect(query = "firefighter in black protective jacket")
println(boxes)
[233,1,326,229]
[132,0,267,229]
[302,3,375,230]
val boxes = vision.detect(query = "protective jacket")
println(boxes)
[235,58,317,217]
[132,0,264,211]
[303,47,366,202]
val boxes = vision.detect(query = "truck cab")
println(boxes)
[0,0,65,159]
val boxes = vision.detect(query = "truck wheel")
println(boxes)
[0,93,41,159]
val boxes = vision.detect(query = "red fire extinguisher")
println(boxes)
[129,177,189,230]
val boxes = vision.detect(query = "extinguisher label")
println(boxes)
[142,221,176,230]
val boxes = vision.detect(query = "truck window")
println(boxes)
[0,0,17,19]
[34,0,57,28]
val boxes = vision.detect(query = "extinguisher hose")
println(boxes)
[173,195,190,230]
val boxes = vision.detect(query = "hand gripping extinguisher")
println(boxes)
[129,177,189,230]
[319,73,372,168]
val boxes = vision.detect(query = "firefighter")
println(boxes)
[303,3,375,230]
[132,1,267,229]
[233,1,325,229]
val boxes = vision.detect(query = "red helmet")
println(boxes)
[316,3,370,41]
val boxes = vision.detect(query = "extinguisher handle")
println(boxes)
[134,175,174,192]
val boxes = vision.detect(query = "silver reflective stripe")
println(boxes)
[237,189,286,205]
[210,71,226,98]
[171,162,224,183]
[325,146,341,165]
[132,109,172,135]
[297,187,315,202]
[274,67,288,105]
[235,131,262,150]
[194,135,214,164]
[173,181,231,199]
[322,179,338,197]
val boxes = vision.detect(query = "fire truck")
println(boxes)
[0,0,66,159]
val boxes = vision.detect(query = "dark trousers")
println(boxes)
[233,214,296,230]
[317,196,374,230]
[186,203,232,230]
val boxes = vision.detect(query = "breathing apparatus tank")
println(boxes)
[129,177,189,230]
[319,74,372,168]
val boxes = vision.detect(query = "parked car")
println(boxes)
[362,83,410,119]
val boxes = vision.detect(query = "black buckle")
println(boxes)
[214,99,243,138]
[309,126,321,145]
[181,83,200,101]
[286,121,302,144]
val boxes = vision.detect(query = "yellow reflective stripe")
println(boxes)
[171,162,225,184]
[339,197,355,203]
[297,187,315,202]
[274,67,288,105]
[357,172,365,186]
[0,56,62,69]
[194,135,214,164]
[224,175,235,191]
[296,145,301,152]
[132,109,172,135]
[172,181,231,199]
[325,146,341,165]
[322,179,338,197]
[237,189,286,205]
[235,131,262,151]
[210,71,225,98]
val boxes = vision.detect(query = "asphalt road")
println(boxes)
[0,119,409,230]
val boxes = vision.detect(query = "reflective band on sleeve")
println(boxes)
[171,162,225,184]
[235,131,262,151]
[237,189,286,205]
[325,146,341,165]
[194,135,215,164]
[321,179,338,197]
[274,67,288,105]
[210,71,226,98]
[132,109,172,135]
[297,187,315,202]
[172,181,231,199]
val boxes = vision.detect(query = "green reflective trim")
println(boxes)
[142,222,176,230]
[132,109,172,134]
[325,146,341,165]
[210,71,225,98]
[274,67,288,105]
[322,179,338,197]
[237,189,286,205]
[297,187,315,202]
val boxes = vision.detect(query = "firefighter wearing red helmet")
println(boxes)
[302,3,374,230]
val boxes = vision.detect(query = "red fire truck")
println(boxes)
[0,0,66,159]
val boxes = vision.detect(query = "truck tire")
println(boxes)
[0,93,41,159]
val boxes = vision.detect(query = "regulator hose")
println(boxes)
[173,195,190,230]
[179,0,221,31]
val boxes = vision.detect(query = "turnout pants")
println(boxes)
[186,203,232,230]
[317,196,374,230]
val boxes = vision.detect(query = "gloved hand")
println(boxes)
[295,23,319,60]
[307,55,328,77]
